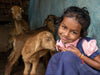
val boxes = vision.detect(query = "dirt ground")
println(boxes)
[0,23,46,75]
[0,52,46,75]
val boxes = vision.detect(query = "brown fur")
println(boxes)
[5,15,59,75]
[22,31,55,75]
[9,5,30,37]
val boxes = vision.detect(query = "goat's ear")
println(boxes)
[34,36,41,51]
[21,8,24,13]
[8,8,12,17]
[43,18,47,26]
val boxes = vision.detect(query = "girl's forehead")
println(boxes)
[63,17,78,23]
[62,17,82,31]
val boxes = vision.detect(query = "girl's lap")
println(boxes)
[48,51,100,75]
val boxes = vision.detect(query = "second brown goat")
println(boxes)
[22,31,55,75]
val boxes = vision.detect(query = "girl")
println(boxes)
[45,6,100,75]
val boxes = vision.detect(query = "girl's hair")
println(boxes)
[57,6,91,37]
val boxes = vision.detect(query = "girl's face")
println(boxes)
[58,17,82,44]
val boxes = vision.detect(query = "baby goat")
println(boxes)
[22,31,55,75]
[9,5,30,37]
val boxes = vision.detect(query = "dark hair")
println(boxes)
[57,6,91,37]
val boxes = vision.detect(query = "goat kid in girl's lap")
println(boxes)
[46,6,100,75]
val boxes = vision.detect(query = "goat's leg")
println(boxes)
[50,51,55,56]
[5,49,21,75]
[23,62,31,75]
[43,51,55,69]
[30,60,39,75]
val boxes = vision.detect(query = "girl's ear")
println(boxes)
[81,30,87,37]
[79,37,82,39]
[83,31,88,36]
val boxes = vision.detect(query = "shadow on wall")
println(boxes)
[29,0,100,48]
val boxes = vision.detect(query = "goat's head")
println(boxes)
[43,15,60,34]
[35,31,56,51]
[11,5,24,20]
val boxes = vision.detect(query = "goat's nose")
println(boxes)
[16,14,22,19]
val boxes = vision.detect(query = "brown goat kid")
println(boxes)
[9,5,30,37]
[22,31,56,75]
[5,15,59,75]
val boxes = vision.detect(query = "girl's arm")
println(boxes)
[82,54,100,70]
[62,45,100,70]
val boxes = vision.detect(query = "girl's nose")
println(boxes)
[64,30,69,37]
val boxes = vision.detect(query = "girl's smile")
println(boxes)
[58,17,82,44]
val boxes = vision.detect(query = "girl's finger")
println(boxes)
[69,45,77,49]
[63,48,73,52]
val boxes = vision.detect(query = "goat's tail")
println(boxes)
[5,38,21,75]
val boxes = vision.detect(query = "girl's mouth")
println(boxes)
[61,36,70,42]
[62,36,67,40]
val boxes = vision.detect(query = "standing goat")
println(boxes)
[22,31,55,75]
[5,15,59,75]
[9,5,30,37]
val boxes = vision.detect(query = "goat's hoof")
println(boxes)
[30,73,36,75]
[23,73,29,75]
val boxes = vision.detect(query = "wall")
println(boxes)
[29,0,100,48]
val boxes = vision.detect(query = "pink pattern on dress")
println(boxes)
[56,39,79,51]
[82,39,98,56]
[56,38,98,56]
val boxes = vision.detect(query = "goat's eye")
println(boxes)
[48,19,52,21]
[46,38,50,41]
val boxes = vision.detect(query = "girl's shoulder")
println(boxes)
[83,37,95,41]
[82,37,99,57]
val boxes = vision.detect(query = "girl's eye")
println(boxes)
[71,31,77,34]
[62,26,66,29]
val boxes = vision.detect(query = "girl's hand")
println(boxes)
[58,45,100,70]
[56,45,63,52]
[62,45,82,57]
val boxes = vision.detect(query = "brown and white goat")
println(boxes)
[5,15,59,75]
[9,5,30,37]
[22,31,55,75]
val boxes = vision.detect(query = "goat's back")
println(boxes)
[22,31,55,63]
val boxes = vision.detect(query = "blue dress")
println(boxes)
[45,37,100,75]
